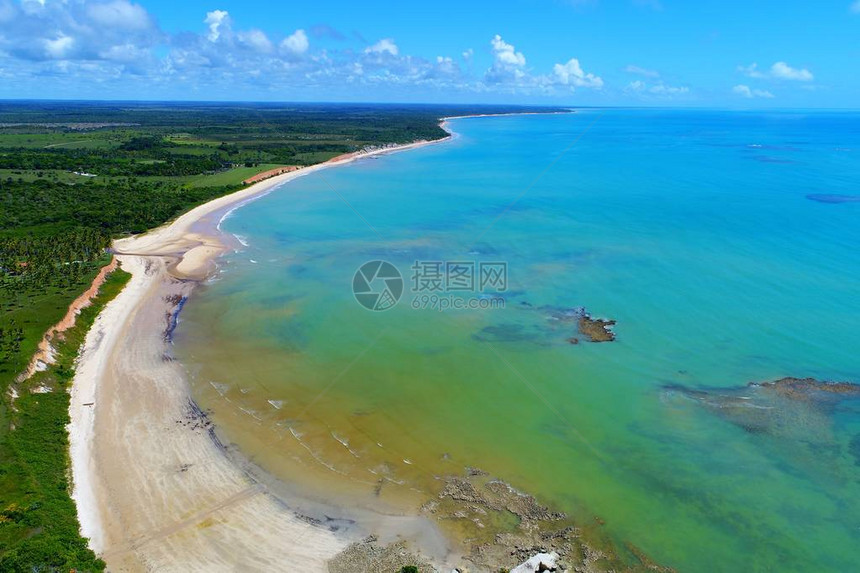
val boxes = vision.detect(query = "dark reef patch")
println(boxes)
[664,377,860,439]
[751,155,798,164]
[756,377,860,400]
[473,323,549,344]
[806,194,860,204]
[849,434,860,467]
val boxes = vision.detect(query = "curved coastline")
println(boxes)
[67,112,587,571]
[67,121,469,571]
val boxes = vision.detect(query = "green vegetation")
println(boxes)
[1,178,241,234]
[0,266,129,572]
[0,100,562,568]
[0,226,118,571]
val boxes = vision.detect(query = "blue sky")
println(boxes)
[0,0,857,106]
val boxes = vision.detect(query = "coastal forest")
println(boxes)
[0,101,560,571]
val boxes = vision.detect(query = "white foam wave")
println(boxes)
[331,431,360,458]
[287,427,347,475]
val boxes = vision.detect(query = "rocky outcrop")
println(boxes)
[756,377,860,399]
[327,535,433,573]
[420,469,666,572]
[577,315,616,343]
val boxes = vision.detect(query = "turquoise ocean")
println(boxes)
[174,110,860,571]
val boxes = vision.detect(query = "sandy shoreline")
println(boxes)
[68,133,460,572]
[67,112,576,571]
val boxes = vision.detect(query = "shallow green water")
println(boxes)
[175,110,860,571]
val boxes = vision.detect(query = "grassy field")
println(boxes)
[0,132,122,150]
[0,164,289,188]
[186,163,286,187]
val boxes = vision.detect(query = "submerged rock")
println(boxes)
[669,377,860,407]
[664,377,860,439]
[806,193,860,204]
[756,377,860,400]
[473,323,541,343]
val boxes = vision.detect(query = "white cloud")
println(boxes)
[624,64,659,78]
[0,0,160,62]
[239,29,273,53]
[490,34,525,67]
[281,29,308,55]
[100,43,150,63]
[553,58,603,88]
[732,84,752,97]
[733,84,774,99]
[20,0,46,16]
[0,5,680,101]
[436,56,456,74]
[87,1,151,30]
[485,34,527,83]
[627,80,689,96]
[770,61,813,81]
[204,10,230,42]
[648,83,688,95]
[737,63,765,78]
[740,61,813,81]
[364,38,398,56]
[44,34,74,59]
